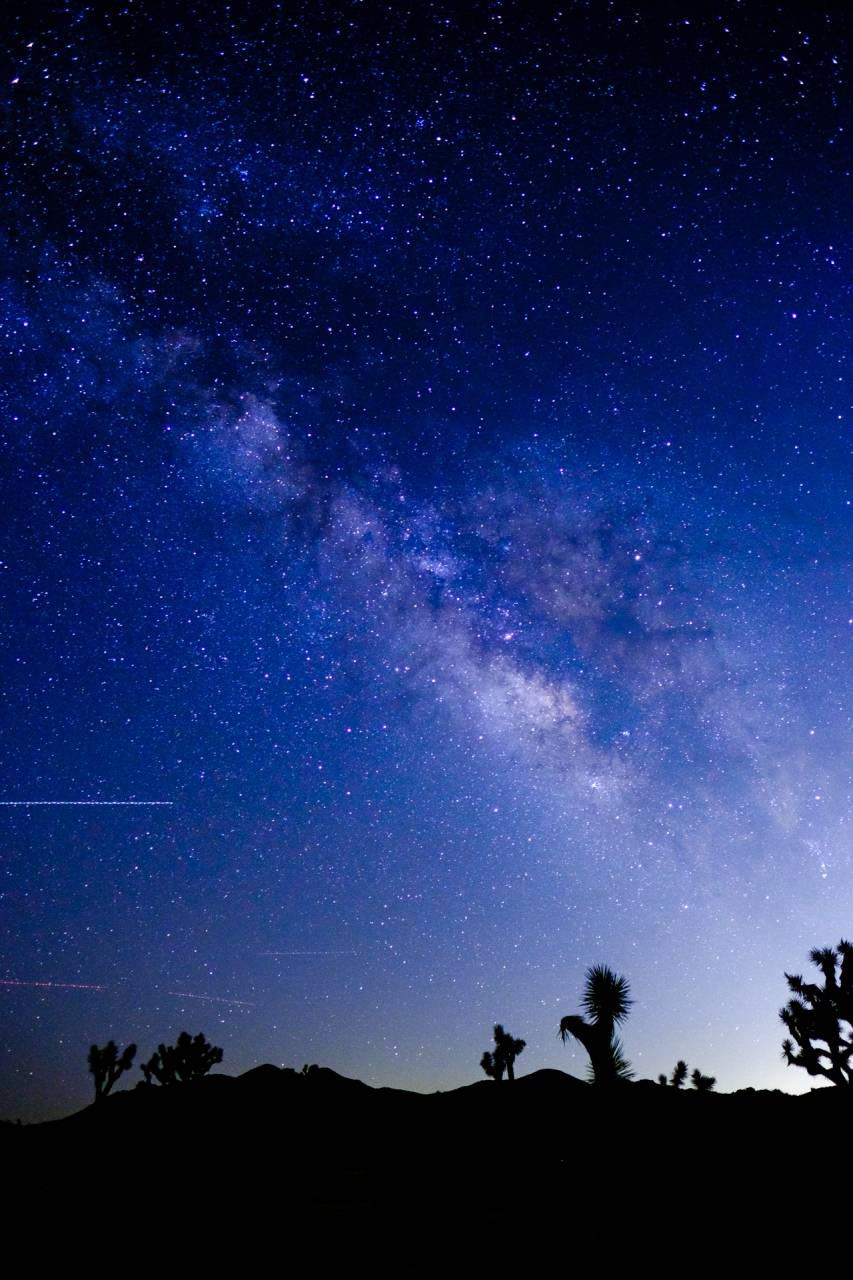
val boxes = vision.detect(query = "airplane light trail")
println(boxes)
[168,992,255,1007]
[260,950,360,957]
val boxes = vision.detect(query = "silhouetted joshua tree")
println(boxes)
[691,1068,716,1092]
[140,1031,223,1085]
[670,1060,688,1089]
[480,1024,526,1082]
[780,940,853,1086]
[88,1040,136,1102]
[559,964,634,1084]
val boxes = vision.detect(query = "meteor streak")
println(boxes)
[0,801,173,806]
[0,978,107,991]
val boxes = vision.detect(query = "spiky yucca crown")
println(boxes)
[581,964,633,1024]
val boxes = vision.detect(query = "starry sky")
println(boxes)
[0,2,850,1121]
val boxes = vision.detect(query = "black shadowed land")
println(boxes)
[4,1059,851,1234]
[3,948,852,1228]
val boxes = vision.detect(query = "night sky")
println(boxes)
[1,2,850,1121]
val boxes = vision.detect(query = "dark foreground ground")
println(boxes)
[3,1067,848,1262]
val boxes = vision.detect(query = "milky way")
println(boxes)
[0,4,849,1119]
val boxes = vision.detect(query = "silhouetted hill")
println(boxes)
[4,1065,850,1233]
[6,1063,848,1139]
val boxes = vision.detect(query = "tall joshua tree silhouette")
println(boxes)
[780,940,853,1086]
[480,1024,526,1082]
[88,1040,137,1102]
[559,964,634,1084]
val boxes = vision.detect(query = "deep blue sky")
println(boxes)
[0,2,849,1120]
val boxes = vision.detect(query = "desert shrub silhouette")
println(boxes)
[559,964,633,1084]
[88,1040,136,1101]
[669,1060,688,1089]
[140,1031,223,1085]
[658,1060,714,1090]
[480,1024,526,1082]
[780,940,853,1086]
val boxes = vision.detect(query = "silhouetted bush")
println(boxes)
[670,1060,688,1089]
[88,1040,136,1102]
[781,940,853,1086]
[658,1060,715,1091]
[140,1031,223,1085]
